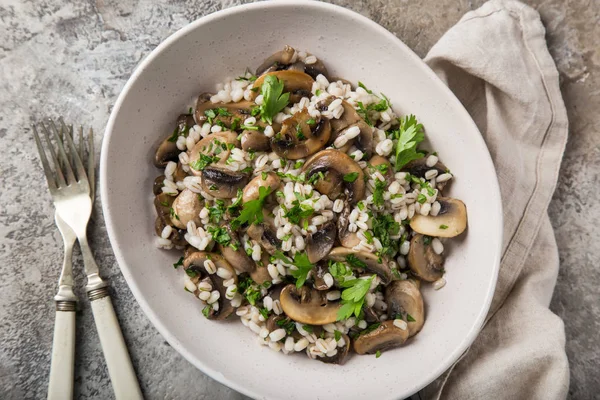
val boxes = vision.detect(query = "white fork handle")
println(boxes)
[48,309,76,400]
[90,295,143,400]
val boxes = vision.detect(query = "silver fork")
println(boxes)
[34,119,143,400]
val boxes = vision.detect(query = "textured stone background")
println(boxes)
[0,0,598,399]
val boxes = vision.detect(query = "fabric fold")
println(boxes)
[421,0,569,398]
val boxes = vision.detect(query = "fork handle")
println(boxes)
[89,290,143,400]
[48,303,76,400]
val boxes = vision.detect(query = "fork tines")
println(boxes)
[32,118,94,194]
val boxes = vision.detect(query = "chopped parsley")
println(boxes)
[306,118,316,125]
[328,260,353,282]
[238,276,262,306]
[417,193,427,204]
[207,226,231,246]
[259,307,270,320]
[315,89,322,96]
[208,199,227,223]
[274,251,314,288]
[337,275,375,321]
[236,74,257,82]
[375,163,389,174]
[259,75,290,124]
[185,269,198,278]
[169,207,180,221]
[334,330,342,341]
[159,200,169,207]
[202,306,211,318]
[282,201,314,225]
[190,154,219,171]
[302,324,314,333]
[439,224,448,230]
[372,179,387,207]
[358,81,372,94]
[231,186,271,229]
[423,236,433,246]
[407,313,416,322]
[307,171,325,185]
[375,350,382,358]
[173,256,184,269]
[276,317,296,335]
[343,172,359,183]
[346,254,367,269]
[391,114,425,171]
[372,214,400,258]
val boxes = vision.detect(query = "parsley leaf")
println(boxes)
[274,251,314,288]
[343,172,359,183]
[334,330,342,341]
[173,256,184,269]
[190,154,219,171]
[439,224,448,230]
[358,81,373,94]
[372,214,400,258]
[406,313,416,322]
[373,179,387,207]
[276,317,296,335]
[346,254,367,269]
[231,186,271,229]
[259,75,290,124]
[337,275,375,321]
[202,306,211,318]
[376,350,382,358]
[392,115,425,171]
[207,226,231,246]
[283,201,314,225]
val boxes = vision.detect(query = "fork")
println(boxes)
[34,119,143,400]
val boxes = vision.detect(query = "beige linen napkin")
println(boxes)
[420,0,570,398]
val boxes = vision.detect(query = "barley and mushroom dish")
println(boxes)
[152,45,467,363]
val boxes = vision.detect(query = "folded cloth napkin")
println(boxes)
[420,0,570,398]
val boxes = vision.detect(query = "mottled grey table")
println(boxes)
[1,0,598,399]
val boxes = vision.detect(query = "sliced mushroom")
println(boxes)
[187,131,240,176]
[170,188,202,229]
[201,167,250,199]
[410,197,467,238]
[362,306,379,323]
[325,247,392,285]
[366,155,393,183]
[407,234,444,282]
[302,149,365,204]
[154,216,186,246]
[337,200,360,248]
[249,250,272,285]
[247,219,281,256]
[218,225,255,273]
[306,221,336,264]
[251,70,314,104]
[403,157,450,191]
[385,280,425,337]
[352,320,409,355]
[271,110,331,159]
[242,172,281,202]
[279,284,341,325]
[312,263,329,291]
[183,252,237,320]
[153,175,166,195]
[319,333,351,365]
[241,129,270,152]
[256,45,329,80]
[154,114,195,167]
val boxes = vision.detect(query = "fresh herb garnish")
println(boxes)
[274,251,314,288]
[376,350,382,358]
[302,324,314,333]
[276,317,296,335]
[259,75,290,124]
[207,226,231,246]
[173,257,184,269]
[343,172,359,183]
[185,269,197,278]
[231,186,272,229]
[169,207,180,221]
[417,193,427,204]
[190,154,219,171]
[238,276,262,306]
[283,201,314,225]
[306,118,316,125]
[372,214,400,258]
[307,171,325,185]
[208,199,227,223]
[407,313,416,322]
[391,114,425,171]
[373,179,387,207]
[423,236,433,246]
[346,254,367,269]
[159,200,169,207]
[337,275,375,321]
[439,224,448,230]
[358,81,372,94]
[202,306,211,318]
[334,330,342,341]
[259,307,270,320]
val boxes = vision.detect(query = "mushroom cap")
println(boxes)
[154,216,186,247]
[279,284,341,325]
[187,131,240,176]
[241,130,271,152]
[218,225,255,273]
[402,157,449,191]
[271,110,331,160]
[251,70,314,104]
[183,252,238,320]
[249,251,273,285]
[337,200,360,248]
[385,280,425,337]
[194,98,271,130]
[319,333,351,365]
[352,320,409,355]
[306,221,337,264]
[312,262,330,291]
[153,175,166,196]
[410,197,467,238]
[200,167,250,199]
[242,172,281,203]
[325,247,392,285]
[170,188,202,229]
[256,45,329,80]
[302,149,366,204]
[154,114,194,167]
[407,234,445,282]
[247,219,281,256]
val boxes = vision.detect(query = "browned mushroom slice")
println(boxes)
[218,225,255,273]
[271,110,331,160]
[256,45,329,80]
[407,234,444,282]
[252,70,314,104]
[247,220,281,256]
[200,167,249,199]
[337,200,360,248]
[169,188,202,229]
[402,157,450,191]
[186,131,240,176]
[242,172,281,203]
[319,333,351,365]
[306,221,336,264]
[241,129,271,152]
[183,252,238,320]
[279,284,341,325]
[154,216,187,247]
[385,280,425,337]
[325,247,392,285]
[153,175,166,195]
[249,250,272,285]
[410,197,467,238]
[352,320,409,355]
[302,149,365,204]
[312,263,330,291]
[317,98,362,133]
[154,114,195,168]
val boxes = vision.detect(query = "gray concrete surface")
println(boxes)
[0,0,597,398]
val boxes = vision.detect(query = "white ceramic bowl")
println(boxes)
[101,1,502,399]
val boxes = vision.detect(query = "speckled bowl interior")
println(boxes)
[100,1,502,399]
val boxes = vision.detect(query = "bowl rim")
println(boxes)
[100,1,503,398]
